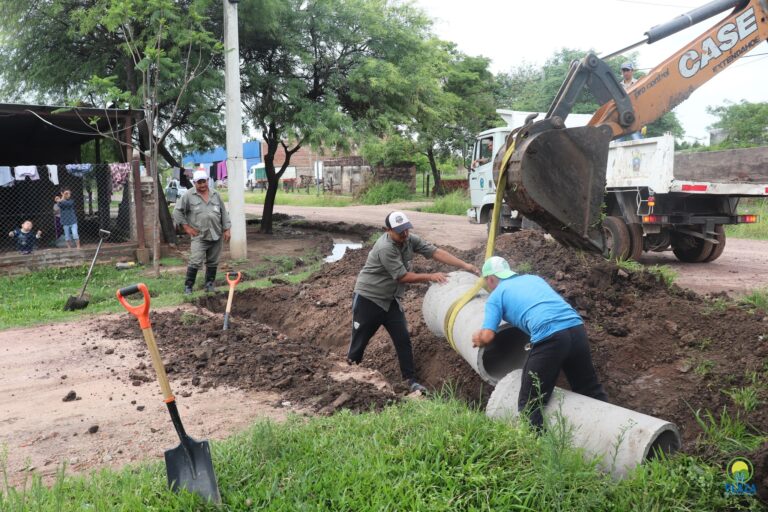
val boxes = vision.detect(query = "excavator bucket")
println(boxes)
[500,124,614,253]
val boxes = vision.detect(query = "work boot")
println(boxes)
[408,379,428,394]
[204,266,217,293]
[184,266,198,295]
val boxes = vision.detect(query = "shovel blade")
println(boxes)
[64,296,89,311]
[502,125,613,253]
[164,436,221,504]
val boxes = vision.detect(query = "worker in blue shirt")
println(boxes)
[472,256,607,431]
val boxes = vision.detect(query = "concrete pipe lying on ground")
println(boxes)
[422,271,529,385]
[487,370,682,477]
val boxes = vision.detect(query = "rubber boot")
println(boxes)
[204,266,217,292]
[184,266,198,295]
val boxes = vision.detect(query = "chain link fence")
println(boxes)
[1,163,135,254]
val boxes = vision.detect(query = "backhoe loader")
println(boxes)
[497,0,768,254]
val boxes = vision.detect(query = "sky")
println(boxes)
[414,0,768,144]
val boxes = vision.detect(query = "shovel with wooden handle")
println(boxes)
[223,272,241,331]
[116,283,221,504]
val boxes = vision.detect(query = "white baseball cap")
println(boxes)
[482,256,517,279]
[385,211,413,234]
[193,170,208,182]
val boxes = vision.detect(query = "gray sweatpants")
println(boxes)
[189,237,223,269]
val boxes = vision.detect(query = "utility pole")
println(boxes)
[224,0,247,259]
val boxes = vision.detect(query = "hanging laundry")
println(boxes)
[216,160,228,181]
[65,163,93,178]
[0,166,13,187]
[15,165,40,181]
[46,164,60,185]
[109,162,131,192]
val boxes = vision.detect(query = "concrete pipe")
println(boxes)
[487,370,682,477]
[422,271,530,385]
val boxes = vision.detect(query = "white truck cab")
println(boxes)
[467,110,593,231]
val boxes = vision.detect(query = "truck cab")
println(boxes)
[467,127,520,231]
[468,111,594,232]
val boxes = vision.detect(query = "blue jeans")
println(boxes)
[63,223,79,241]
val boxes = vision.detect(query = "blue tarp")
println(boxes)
[183,141,262,169]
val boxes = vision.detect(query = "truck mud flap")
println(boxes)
[501,125,613,253]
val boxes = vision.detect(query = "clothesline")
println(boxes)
[0,163,132,192]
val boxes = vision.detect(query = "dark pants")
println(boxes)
[347,294,415,380]
[518,324,607,430]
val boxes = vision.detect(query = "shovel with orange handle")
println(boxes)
[223,272,241,331]
[116,283,221,504]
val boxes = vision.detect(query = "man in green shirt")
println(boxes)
[173,170,231,294]
[349,211,480,393]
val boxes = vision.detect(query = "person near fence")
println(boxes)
[347,211,480,394]
[58,189,81,249]
[173,169,231,294]
[471,256,607,432]
[53,193,63,239]
[8,220,42,254]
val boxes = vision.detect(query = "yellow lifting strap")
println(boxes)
[443,140,517,351]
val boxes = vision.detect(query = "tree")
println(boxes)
[494,49,684,140]
[707,101,768,147]
[238,0,433,233]
[410,43,499,196]
[0,0,224,244]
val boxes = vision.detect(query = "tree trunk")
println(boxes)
[261,177,279,234]
[260,125,301,234]
[136,113,177,244]
[427,147,444,196]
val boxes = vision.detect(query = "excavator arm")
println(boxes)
[498,0,768,253]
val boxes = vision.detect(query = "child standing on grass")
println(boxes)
[58,189,81,249]
[8,220,42,254]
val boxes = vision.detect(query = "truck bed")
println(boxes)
[606,135,768,196]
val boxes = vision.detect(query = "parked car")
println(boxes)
[165,179,187,203]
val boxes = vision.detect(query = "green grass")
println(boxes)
[0,398,757,511]
[741,288,768,313]
[646,264,678,287]
[726,198,768,240]
[360,181,413,205]
[418,190,470,216]
[692,406,766,454]
[220,189,355,207]
[0,255,325,330]
[724,386,761,413]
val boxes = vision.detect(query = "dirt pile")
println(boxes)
[101,310,398,416]
[101,226,767,499]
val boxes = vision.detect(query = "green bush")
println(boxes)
[360,181,413,205]
[419,190,470,216]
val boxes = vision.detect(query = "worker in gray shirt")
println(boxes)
[348,211,480,393]
[173,170,231,294]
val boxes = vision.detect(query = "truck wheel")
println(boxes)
[671,230,713,262]
[627,223,644,261]
[702,225,726,262]
[602,216,631,260]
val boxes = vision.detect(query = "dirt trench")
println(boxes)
[102,227,768,501]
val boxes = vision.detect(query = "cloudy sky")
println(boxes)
[414,0,768,143]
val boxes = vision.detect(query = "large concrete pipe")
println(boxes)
[487,370,682,477]
[422,271,529,385]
